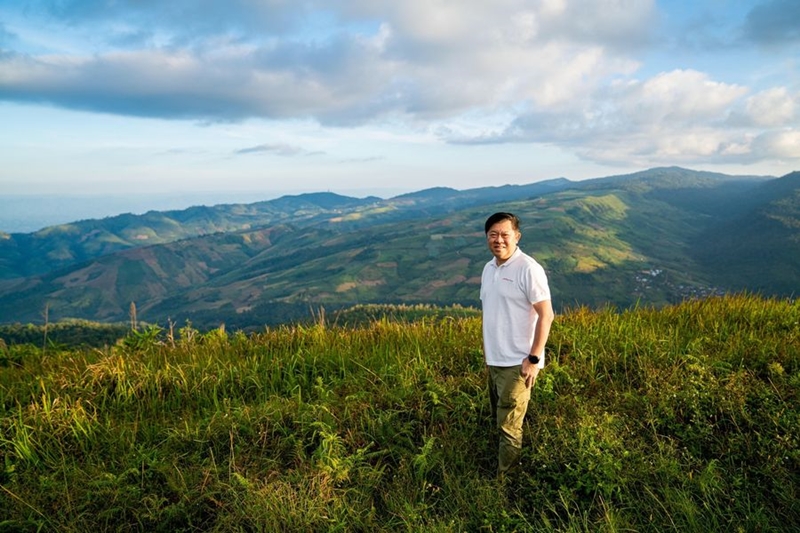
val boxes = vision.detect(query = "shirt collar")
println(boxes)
[493,247,521,268]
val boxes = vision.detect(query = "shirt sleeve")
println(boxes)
[522,260,550,304]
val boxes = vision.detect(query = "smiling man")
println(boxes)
[480,212,555,478]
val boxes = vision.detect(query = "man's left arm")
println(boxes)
[521,299,555,387]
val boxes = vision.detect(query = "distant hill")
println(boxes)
[0,192,382,280]
[692,171,800,295]
[0,167,796,328]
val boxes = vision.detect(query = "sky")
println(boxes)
[1,0,799,202]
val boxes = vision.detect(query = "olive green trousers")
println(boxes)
[488,365,532,476]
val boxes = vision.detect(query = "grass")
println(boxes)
[1,294,798,531]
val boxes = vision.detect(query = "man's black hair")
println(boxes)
[484,212,520,234]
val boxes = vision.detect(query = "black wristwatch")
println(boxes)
[527,354,540,365]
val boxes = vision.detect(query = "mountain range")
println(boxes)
[0,166,797,329]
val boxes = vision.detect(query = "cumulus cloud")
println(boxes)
[0,40,396,122]
[457,70,747,142]
[0,0,798,170]
[455,69,800,167]
[0,0,652,123]
[752,130,800,158]
[742,88,799,127]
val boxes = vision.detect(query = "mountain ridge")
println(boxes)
[1,167,797,327]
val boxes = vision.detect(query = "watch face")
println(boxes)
[528,355,539,364]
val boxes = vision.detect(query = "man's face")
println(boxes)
[486,219,520,264]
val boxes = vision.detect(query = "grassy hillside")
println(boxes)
[1,295,797,531]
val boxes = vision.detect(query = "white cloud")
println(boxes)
[744,87,798,127]
[0,0,658,124]
[617,70,747,125]
[467,70,748,140]
[753,130,800,159]
[0,0,797,179]
[462,68,800,167]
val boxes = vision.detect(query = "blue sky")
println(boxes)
[1,0,798,199]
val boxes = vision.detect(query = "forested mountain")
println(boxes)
[1,167,795,329]
[693,171,800,294]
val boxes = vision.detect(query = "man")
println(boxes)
[480,212,554,477]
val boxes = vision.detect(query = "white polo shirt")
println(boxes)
[481,247,551,368]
